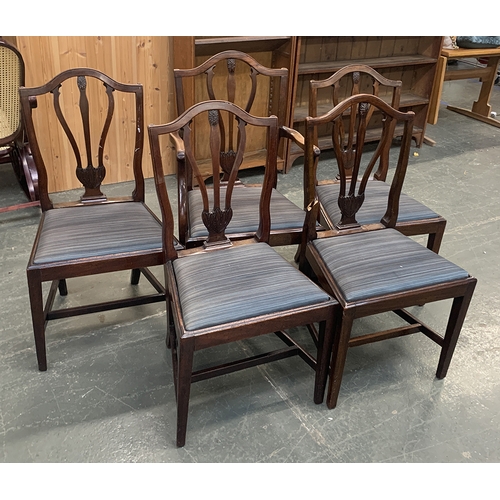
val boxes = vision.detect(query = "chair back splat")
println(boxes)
[300,93,477,410]
[149,100,337,447]
[20,68,166,371]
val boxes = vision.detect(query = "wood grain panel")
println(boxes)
[15,36,175,192]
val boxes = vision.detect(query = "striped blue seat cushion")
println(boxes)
[316,180,440,226]
[33,202,162,264]
[312,228,469,302]
[173,242,333,331]
[188,187,305,238]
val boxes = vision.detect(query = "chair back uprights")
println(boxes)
[19,68,144,211]
[149,100,279,255]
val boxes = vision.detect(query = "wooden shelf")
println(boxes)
[298,55,438,75]
[293,91,430,122]
[288,124,424,158]
[195,37,292,56]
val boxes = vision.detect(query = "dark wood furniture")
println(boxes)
[288,36,443,166]
[19,68,167,371]
[428,47,500,128]
[173,37,296,174]
[0,37,39,212]
[306,64,447,254]
[299,94,476,409]
[173,49,309,248]
[148,100,337,447]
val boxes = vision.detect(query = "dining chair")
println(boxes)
[299,93,476,409]
[0,37,39,211]
[306,64,447,254]
[148,99,337,447]
[19,68,167,371]
[174,50,309,248]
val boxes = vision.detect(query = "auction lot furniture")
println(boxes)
[20,68,166,371]
[149,100,337,447]
[298,93,477,410]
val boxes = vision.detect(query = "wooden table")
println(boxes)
[428,47,500,128]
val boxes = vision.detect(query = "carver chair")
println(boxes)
[306,64,447,254]
[20,68,167,371]
[0,37,39,211]
[299,94,476,409]
[148,100,337,447]
[174,50,309,248]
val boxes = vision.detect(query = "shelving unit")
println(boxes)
[172,36,296,178]
[287,36,443,168]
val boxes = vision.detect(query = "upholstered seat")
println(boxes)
[317,180,440,227]
[312,228,469,303]
[188,187,306,239]
[33,203,162,265]
[174,242,331,331]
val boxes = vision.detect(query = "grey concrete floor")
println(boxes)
[1,74,499,478]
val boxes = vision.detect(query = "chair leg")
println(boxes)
[27,271,47,371]
[58,279,68,296]
[176,336,195,448]
[427,223,446,254]
[436,281,476,379]
[326,309,355,410]
[130,268,141,285]
[314,313,336,404]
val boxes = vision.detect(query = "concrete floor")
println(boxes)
[1,74,499,475]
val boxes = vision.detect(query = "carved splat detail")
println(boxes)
[202,206,233,248]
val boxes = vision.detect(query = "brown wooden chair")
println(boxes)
[148,100,337,447]
[306,64,447,254]
[174,50,309,248]
[299,94,476,410]
[0,37,39,212]
[19,68,167,371]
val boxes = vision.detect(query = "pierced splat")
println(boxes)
[205,58,259,181]
[331,99,396,229]
[52,75,116,202]
[183,107,248,248]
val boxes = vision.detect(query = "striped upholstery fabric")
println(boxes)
[173,243,332,331]
[33,203,162,264]
[188,187,305,238]
[317,180,440,226]
[312,228,469,302]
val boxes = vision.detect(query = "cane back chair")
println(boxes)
[306,64,447,254]
[299,93,476,409]
[148,100,337,447]
[0,37,39,211]
[19,68,166,371]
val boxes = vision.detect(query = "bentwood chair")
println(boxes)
[306,64,447,254]
[19,68,166,371]
[299,94,476,409]
[0,37,39,211]
[148,100,336,447]
[174,50,309,248]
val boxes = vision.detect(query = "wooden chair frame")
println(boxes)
[20,68,166,371]
[300,94,476,409]
[149,100,337,447]
[306,64,447,254]
[174,50,309,248]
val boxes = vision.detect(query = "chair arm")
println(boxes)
[279,126,321,157]
[170,131,185,160]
